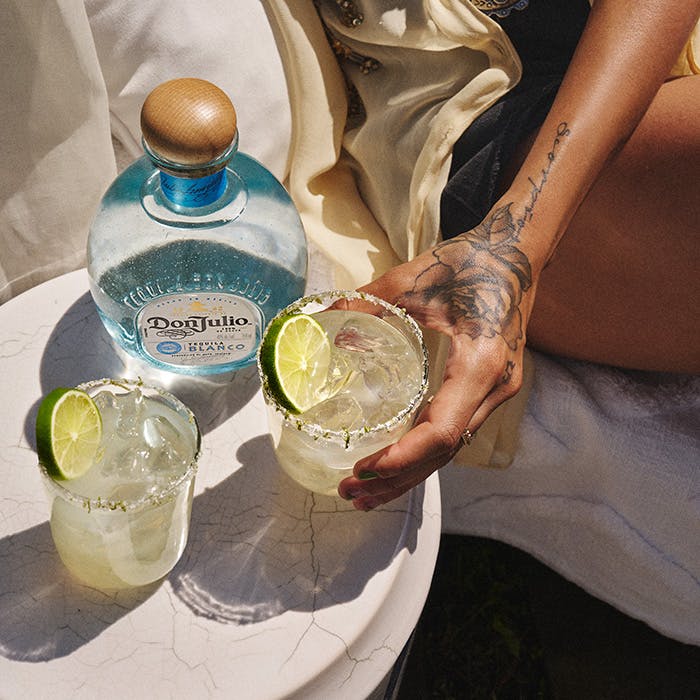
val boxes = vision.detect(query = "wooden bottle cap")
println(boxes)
[141,78,237,167]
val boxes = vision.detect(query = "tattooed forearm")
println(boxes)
[402,122,571,350]
[516,122,570,237]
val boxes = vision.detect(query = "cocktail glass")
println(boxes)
[258,290,429,496]
[39,378,201,589]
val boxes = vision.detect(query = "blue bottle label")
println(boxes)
[137,292,261,367]
[160,169,226,207]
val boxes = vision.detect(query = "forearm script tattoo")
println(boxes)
[402,122,570,354]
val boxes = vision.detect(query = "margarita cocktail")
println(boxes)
[258,290,429,496]
[38,379,201,589]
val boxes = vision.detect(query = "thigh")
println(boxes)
[526,75,700,372]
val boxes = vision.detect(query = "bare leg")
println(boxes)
[519,75,700,373]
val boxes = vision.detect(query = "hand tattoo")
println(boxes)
[401,123,570,351]
[501,360,516,385]
[403,204,532,349]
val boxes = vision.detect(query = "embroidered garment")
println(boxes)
[311,0,522,264]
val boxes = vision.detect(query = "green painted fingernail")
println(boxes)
[358,471,378,480]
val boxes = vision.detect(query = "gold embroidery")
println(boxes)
[313,0,380,74]
[313,0,381,128]
[323,31,381,75]
[327,0,364,28]
[470,0,530,18]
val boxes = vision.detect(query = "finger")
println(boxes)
[343,386,484,497]
[463,361,523,434]
[345,338,494,483]
[325,279,407,315]
[356,276,401,304]
[327,295,385,315]
[338,335,518,506]
[342,380,504,508]
[337,424,447,499]
[339,459,437,508]
[351,471,433,510]
[353,400,474,481]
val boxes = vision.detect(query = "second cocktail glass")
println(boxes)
[258,290,429,496]
[40,378,201,589]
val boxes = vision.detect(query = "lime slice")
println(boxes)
[259,314,331,413]
[35,387,103,480]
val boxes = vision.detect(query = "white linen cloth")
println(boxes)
[1,0,697,645]
[442,353,700,645]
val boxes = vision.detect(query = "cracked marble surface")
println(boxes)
[0,269,441,699]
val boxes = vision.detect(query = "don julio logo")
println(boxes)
[146,314,250,339]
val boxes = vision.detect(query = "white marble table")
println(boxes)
[0,269,441,699]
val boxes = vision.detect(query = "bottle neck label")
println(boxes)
[160,169,227,207]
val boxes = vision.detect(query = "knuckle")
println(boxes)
[431,421,463,453]
[499,380,521,401]
[509,376,522,393]
[502,364,522,389]
[473,343,507,372]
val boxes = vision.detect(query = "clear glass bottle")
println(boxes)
[87,78,307,375]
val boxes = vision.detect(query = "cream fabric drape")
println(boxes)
[264,0,523,281]
[264,0,532,466]
[0,1,116,304]
[262,1,403,291]
[0,0,293,305]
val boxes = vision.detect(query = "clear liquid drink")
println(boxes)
[39,379,201,589]
[258,291,429,496]
[87,78,307,375]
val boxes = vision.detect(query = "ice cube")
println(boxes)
[142,415,193,471]
[317,353,357,401]
[360,356,402,400]
[115,444,156,479]
[302,394,365,432]
[142,415,165,450]
[93,389,118,413]
[333,316,390,352]
[113,387,145,439]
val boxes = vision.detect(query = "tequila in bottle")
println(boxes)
[87,78,307,375]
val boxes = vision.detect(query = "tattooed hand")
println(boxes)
[404,203,532,348]
[336,122,574,509]
[337,203,536,510]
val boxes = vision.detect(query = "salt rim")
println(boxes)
[257,290,430,448]
[39,378,201,513]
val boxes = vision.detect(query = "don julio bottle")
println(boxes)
[87,78,307,375]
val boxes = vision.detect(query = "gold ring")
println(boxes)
[459,428,474,447]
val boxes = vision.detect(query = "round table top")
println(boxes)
[0,269,441,700]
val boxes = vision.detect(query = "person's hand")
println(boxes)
[338,204,536,510]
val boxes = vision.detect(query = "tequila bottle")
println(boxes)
[87,78,307,375]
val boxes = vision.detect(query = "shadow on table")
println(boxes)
[0,519,159,662]
[0,435,422,661]
[169,433,423,624]
[27,292,261,448]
